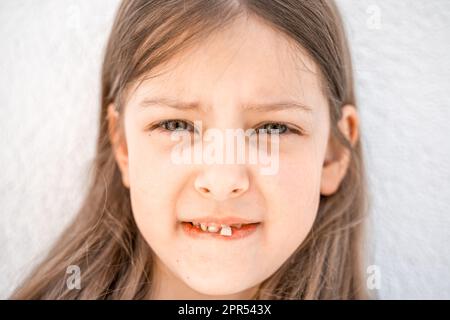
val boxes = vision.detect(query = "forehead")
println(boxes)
[130,14,324,109]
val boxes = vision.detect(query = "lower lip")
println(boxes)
[180,222,260,240]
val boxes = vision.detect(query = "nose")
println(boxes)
[194,164,249,201]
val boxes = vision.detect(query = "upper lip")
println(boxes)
[182,216,260,225]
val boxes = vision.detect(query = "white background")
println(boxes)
[1,0,449,299]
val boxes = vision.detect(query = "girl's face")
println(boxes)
[109,15,354,298]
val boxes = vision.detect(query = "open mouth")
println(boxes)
[180,221,261,240]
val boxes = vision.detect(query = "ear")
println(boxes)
[107,104,130,188]
[320,105,359,196]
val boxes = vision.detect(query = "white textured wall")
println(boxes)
[1,0,449,299]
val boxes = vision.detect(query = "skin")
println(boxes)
[108,15,359,299]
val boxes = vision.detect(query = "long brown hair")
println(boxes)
[12,0,369,299]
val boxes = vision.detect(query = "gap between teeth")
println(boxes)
[191,222,241,236]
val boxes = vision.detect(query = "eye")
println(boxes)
[258,122,287,134]
[255,122,299,135]
[154,119,195,133]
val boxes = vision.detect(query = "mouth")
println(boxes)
[180,219,261,240]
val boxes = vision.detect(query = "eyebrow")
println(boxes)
[139,97,313,113]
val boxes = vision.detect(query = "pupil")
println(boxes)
[168,120,184,131]
[265,123,286,134]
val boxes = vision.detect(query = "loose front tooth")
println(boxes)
[200,223,208,231]
[220,225,232,236]
[207,224,219,233]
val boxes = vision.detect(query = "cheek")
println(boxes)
[262,146,323,260]
[126,133,184,245]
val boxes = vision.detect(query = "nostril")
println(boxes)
[200,187,210,194]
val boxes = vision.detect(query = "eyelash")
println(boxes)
[147,119,304,136]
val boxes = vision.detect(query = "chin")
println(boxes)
[184,274,253,297]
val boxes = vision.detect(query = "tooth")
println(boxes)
[207,224,219,233]
[220,225,232,236]
[233,224,242,229]
[200,223,208,231]
[193,222,200,227]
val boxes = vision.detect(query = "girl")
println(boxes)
[12,0,369,299]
